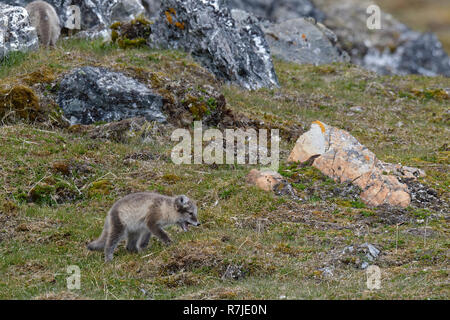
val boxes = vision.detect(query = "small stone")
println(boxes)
[350,106,363,112]
[366,244,380,259]
[318,267,334,278]
[246,169,285,192]
[342,245,354,254]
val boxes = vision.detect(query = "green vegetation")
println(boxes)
[110,17,152,50]
[0,39,448,299]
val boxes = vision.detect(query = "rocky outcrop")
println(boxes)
[148,0,279,90]
[109,0,146,24]
[3,0,145,34]
[259,17,349,65]
[58,67,166,125]
[0,3,39,59]
[140,0,324,22]
[314,0,450,77]
[288,121,421,208]
[223,0,324,22]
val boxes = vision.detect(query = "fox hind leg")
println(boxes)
[104,209,125,262]
[87,216,110,251]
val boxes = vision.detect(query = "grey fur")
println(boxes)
[25,1,60,46]
[87,192,199,262]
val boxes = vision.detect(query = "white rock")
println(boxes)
[288,121,326,163]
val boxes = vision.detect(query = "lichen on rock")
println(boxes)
[57,66,166,125]
[0,3,39,59]
[148,0,279,90]
[259,17,350,66]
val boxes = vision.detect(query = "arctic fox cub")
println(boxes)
[87,193,200,262]
[25,1,60,46]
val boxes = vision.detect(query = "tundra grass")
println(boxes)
[0,39,448,299]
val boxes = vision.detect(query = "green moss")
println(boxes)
[350,200,366,209]
[183,95,216,120]
[111,30,119,43]
[162,174,181,184]
[360,210,375,217]
[29,183,55,205]
[118,38,147,49]
[110,22,122,30]
[312,65,337,74]
[0,85,40,121]
[335,199,352,207]
[110,17,152,50]
[89,180,112,196]
[21,67,56,86]
[411,88,449,101]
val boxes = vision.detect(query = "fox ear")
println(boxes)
[175,195,190,209]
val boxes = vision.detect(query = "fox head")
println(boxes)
[175,195,200,231]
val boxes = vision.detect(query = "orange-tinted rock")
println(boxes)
[288,121,416,208]
[288,121,326,163]
[246,169,284,192]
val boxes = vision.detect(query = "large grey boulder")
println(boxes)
[58,67,166,125]
[258,17,349,65]
[364,32,450,77]
[0,3,39,59]
[314,0,450,77]
[138,0,324,22]
[223,0,324,22]
[148,0,279,90]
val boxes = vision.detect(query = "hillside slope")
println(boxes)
[0,40,448,299]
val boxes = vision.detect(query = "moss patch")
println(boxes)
[110,17,152,49]
[21,67,56,86]
[0,85,40,121]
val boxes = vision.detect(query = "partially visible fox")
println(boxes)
[26,1,60,46]
[87,193,200,262]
